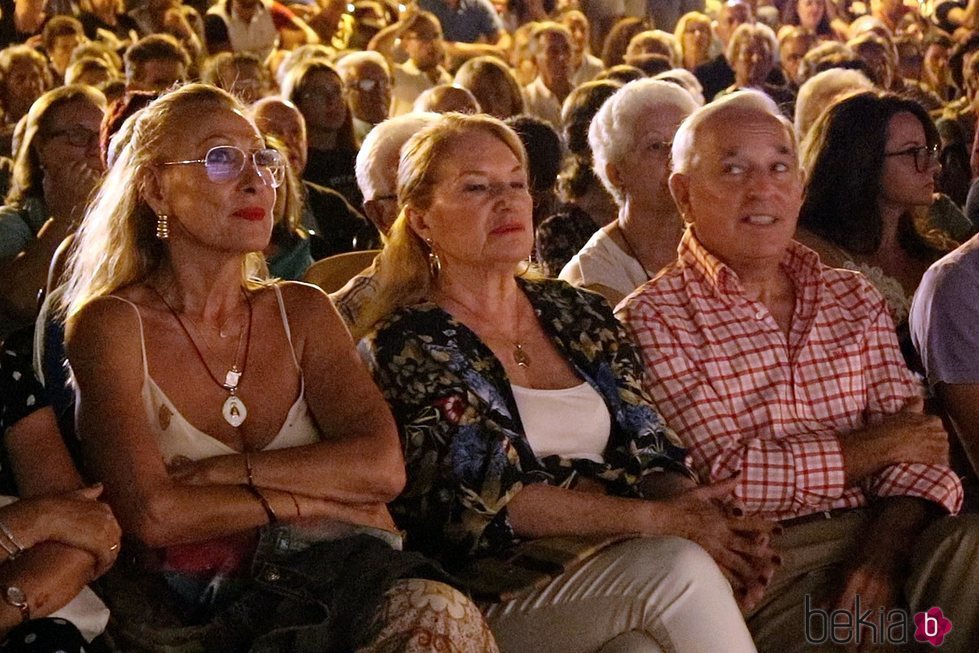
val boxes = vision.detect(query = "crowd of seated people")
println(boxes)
[2,0,979,651]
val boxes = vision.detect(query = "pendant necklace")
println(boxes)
[439,290,531,368]
[510,294,532,368]
[615,222,653,282]
[152,287,253,428]
[511,308,530,369]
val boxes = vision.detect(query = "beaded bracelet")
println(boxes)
[240,484,277,524]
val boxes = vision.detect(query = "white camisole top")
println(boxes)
[109,286,319,464]
[510,381,612,463]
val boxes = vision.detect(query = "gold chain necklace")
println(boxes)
[436,290,532,368]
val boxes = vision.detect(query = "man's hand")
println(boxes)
[828,497,935,650]
[839,411,949,485]
[832,561,903,652]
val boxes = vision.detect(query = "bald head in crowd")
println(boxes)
[252,96,308,174]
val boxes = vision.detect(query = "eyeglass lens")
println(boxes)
[204,146,285,188]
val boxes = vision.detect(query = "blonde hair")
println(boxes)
[62,84,268,325]
[354,113,528,339]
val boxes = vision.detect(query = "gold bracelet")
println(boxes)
[240,484,277,523]
[244,453,256,487]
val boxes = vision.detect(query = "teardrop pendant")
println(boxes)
[222,393,247,427]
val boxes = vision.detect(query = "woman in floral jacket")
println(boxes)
[358,113,777,653]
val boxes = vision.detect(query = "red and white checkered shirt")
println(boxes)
[616,229,962,520]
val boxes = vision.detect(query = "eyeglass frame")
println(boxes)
[159,145,286,188]
[883,143,940,173]
[45,126,100,148]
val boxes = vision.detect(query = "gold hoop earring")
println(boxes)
[156,214,170,240]
[425,237,441,280]
[517,255,533,276]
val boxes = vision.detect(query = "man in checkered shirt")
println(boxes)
[617,90,979,652]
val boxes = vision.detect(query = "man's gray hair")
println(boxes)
[589,79,698,204]
[671,89,793,175]
[355,112,440,199]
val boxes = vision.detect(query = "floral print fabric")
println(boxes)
[360,278,690,572]
[358,579,499,653]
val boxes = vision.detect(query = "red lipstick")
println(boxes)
[232,207,266,221]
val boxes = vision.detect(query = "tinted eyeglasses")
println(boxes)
[884,143,940,173]
[161,145,286,188]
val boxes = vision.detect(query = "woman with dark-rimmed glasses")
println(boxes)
[0,84,105,337]
[61,83,497,653]
[798,91,962,364]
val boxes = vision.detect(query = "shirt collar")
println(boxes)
[678,226,824,296]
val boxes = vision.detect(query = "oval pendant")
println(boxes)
[222,394,247,428]
[513,344,531,368]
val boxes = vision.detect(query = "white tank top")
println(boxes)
[510,381,611,463]
[108,286,319,464]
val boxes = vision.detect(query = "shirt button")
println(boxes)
[755,310,765,320]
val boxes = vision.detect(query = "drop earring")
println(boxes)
[156,214,170,240]
[425,237,441,280]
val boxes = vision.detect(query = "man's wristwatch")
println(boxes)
[2,586,29,622]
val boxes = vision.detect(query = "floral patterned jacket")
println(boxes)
[360,278,690,571]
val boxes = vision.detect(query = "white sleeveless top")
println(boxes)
[510,381,611,463]
[109,286,319,464]
[559,229,649,299]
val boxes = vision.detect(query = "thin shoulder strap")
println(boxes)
[104,295,149,378]
[271,284,301,371]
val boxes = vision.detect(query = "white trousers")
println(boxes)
[483,536,757,653]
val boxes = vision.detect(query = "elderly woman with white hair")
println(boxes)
[716,23,795,107]
[560,79,698,306]
[793,66,874,141]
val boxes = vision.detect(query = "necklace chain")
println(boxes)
[435,288,532,368]
[614,222,652,282]
[151,287,253,393]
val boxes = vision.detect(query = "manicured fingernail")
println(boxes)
[732,507,744,517]
[772,555,782,565]
[773,525,784,535]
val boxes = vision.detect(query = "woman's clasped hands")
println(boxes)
[653,476,780,612]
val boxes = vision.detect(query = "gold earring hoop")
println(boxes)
[425,237,441,280]
[517,255,533,276]
[156,214,170,240]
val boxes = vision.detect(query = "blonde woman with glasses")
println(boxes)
[61,83,497,653]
